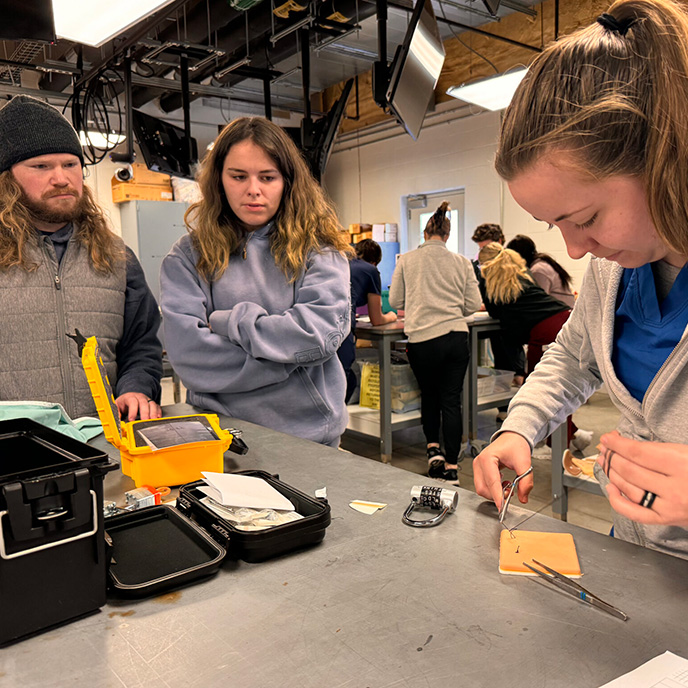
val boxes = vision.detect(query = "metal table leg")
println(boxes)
[550,423,568,520]
[379,336,392,464]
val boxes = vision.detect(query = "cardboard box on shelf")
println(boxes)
[372,224,385,242]
[112,182,174,203]
[111,162,174,204]
[353,231,373,243]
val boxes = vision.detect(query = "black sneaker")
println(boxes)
[427,448,460,486]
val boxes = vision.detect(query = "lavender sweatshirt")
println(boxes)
[160,224,350,446]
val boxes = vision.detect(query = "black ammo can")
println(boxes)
[0,418,115,646]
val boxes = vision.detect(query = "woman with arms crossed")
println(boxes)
[473,0,688,558]
[160,117,351,447]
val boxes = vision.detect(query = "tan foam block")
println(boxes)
[499,529,581,577]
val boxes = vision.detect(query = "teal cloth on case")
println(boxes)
[0,401,103,443]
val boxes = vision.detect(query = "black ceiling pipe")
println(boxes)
[154,0,375,113]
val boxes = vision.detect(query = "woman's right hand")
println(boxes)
[473,432,534,510]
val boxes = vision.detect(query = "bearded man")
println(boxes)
[0,95,163,420]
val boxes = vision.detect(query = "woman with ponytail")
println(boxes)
[389,202,481,483]
[474,0,688,558]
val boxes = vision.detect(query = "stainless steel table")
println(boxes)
[462,314,513,458]
[348,320,420,463]
[3,404,687,688]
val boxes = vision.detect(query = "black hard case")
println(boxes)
[105,504,225,597]
[0,418,115,646]
[176,470,331,563]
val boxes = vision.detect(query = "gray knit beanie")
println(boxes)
[0,95,84,172]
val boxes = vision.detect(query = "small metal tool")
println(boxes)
[523,558,628,621]
[498,466,533,526]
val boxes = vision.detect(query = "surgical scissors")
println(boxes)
[523,559,628,621]
[498,466,533,525]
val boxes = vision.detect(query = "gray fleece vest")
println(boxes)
[0,233,126,418]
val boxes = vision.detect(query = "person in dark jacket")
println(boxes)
[337,239,397,403]
[471,223,526,392]
[479,241,587,446]
[478,242,570,375]
[0,95,162,421]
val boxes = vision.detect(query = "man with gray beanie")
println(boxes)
[0,94,163,421]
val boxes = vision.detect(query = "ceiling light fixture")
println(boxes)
[51,0,177,48]
[79,131,127,149]
[446,66,527,111]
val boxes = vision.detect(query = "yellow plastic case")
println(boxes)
[81,336,232,487]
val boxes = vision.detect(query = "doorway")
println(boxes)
[402,189,466,256]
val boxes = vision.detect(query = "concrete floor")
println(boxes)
[161,379,619,536]
[340,389,620,535]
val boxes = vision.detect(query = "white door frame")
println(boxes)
[400,186,466,255]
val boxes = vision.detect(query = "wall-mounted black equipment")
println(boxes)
[132,110,198,179]
[286,77,354,183]
[481,0,501,17]
[385,0,445,140]
[0,0,55,42]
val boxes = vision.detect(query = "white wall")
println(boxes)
[85,154,124,237]
[323,109,589,293]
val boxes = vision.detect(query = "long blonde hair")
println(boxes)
[496,0,688,257]
[0,171,123,272]
[479,242,533,304]
[186,117,351,282]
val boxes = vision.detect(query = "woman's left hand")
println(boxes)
[597,431,688,527]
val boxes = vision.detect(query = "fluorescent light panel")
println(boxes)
[446,67,527,111]
[52,0,177,48]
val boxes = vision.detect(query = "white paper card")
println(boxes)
[349,500,387,515]
[200,472,295,511]
[598,651,688,687]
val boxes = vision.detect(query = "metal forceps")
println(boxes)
[498,466,533,526]
[523,559,628,621]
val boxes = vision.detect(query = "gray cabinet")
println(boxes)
[119,200,189,304]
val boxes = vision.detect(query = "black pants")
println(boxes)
[490,331,525,413]
[406,331,470,464]
[337,332,357,404]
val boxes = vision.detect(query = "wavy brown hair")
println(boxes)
[496,0,688,257]
[186,117,350,282]
[0,171,123,272]
[479,242,534,304]
[424,201,451,239]
[471,223,504,244]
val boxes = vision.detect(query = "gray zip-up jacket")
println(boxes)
[500,257,688,559]
[160,225,350,446]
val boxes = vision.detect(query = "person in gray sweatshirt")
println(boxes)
[160,117,351,447]
[473,0,688,559]
[389,202,481,484]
